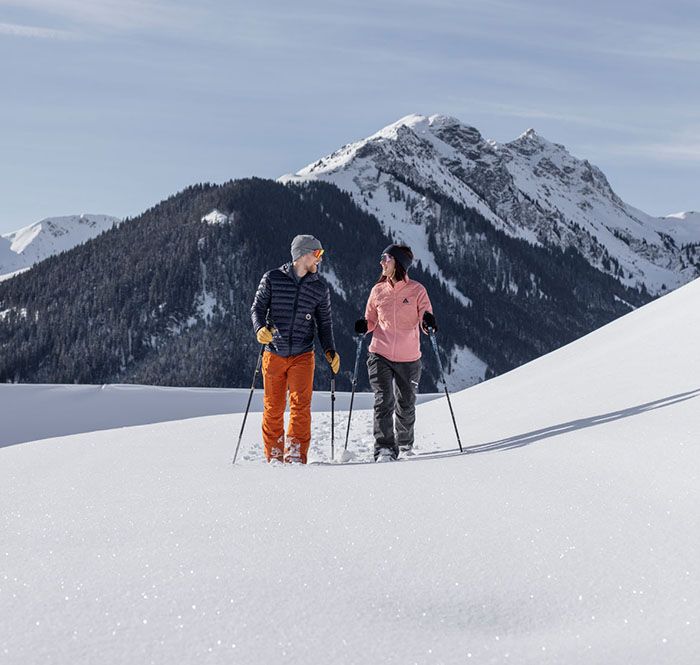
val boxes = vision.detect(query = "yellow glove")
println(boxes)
[325,350,340,374]
[256,326,274,345]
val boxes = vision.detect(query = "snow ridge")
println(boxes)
[281,114,700,295]
[0,214,120,280]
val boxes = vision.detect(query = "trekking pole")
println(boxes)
[232,344,265,465]
[428,329,463,453]
[344,334,365,451]
[330,374,336,460]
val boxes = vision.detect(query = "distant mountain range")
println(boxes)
[0,215,119,281]
[1,115,698,389]
[3,116,698,291]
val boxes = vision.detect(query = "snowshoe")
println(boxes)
[375,448,396,463]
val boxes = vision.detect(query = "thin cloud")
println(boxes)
[588,17,700,63]
[611,143,700,162]
[0,0,197,32]
[464,102,653,137]
[588,131,700,163]
[0,21,75,39]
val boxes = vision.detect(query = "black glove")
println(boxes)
[421,311,437,333]
[354,318,368,335]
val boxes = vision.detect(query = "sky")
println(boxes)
[0,0,698,235]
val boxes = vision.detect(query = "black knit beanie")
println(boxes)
[381,244,413,271]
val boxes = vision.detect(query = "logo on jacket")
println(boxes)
[305,313,312,320]
[402,298,409,304]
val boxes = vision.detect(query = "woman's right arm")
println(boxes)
[364,286,378,333]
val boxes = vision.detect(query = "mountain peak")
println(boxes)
[505,129,579,168]
[370,113,429,139]
[1,213,120,280]
[280,112,700,295]
[370,114,478,141]
[509,127,556,151]
[427,114,464,128]
[665,210,699,221]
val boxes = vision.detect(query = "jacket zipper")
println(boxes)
[392,285,397,359]
[289,283,302,352]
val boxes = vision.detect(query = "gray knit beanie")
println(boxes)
[291,234,323,261]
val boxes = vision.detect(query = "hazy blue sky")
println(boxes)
[1,0,698,234]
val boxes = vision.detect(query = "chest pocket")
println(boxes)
[295,284,321,331]
[375,291,417,329]
[375,291,395,328]
[396,296,418,330]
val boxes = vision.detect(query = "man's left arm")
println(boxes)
[315,283,336,353]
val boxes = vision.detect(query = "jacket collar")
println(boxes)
[381,276,410,292]
[281,262,318,282]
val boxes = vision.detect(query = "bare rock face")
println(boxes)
[283,114,700,295]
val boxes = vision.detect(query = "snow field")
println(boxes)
[1,277,699,663]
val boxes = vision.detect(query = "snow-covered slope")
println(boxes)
[281,114,700,294]
[201,209,230,225]
[0,384,440,448]
[1,275,698,663]
[658,211,700,246]
[0,214,119,280]
[499,130,700,291]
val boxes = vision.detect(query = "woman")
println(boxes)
[355,244,437,462]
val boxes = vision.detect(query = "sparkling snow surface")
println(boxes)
[1,279,699,664]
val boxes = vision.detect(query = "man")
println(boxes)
[251,234,340,464]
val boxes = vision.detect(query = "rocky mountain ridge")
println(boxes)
[282,114,700,295]
[0,214,120,281]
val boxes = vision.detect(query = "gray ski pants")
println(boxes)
[367,352,422,459]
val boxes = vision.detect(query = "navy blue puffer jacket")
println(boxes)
[251,263,335,357]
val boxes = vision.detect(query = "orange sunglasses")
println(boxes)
[313,248,324,258]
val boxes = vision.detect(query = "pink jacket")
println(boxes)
[364,278,433,362]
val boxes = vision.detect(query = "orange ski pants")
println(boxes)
[261,350,315,463]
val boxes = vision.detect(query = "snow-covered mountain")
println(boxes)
[0,180,651,390]
[1,273,698,664]
[0,214,120,280]
[281,114,700,295]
